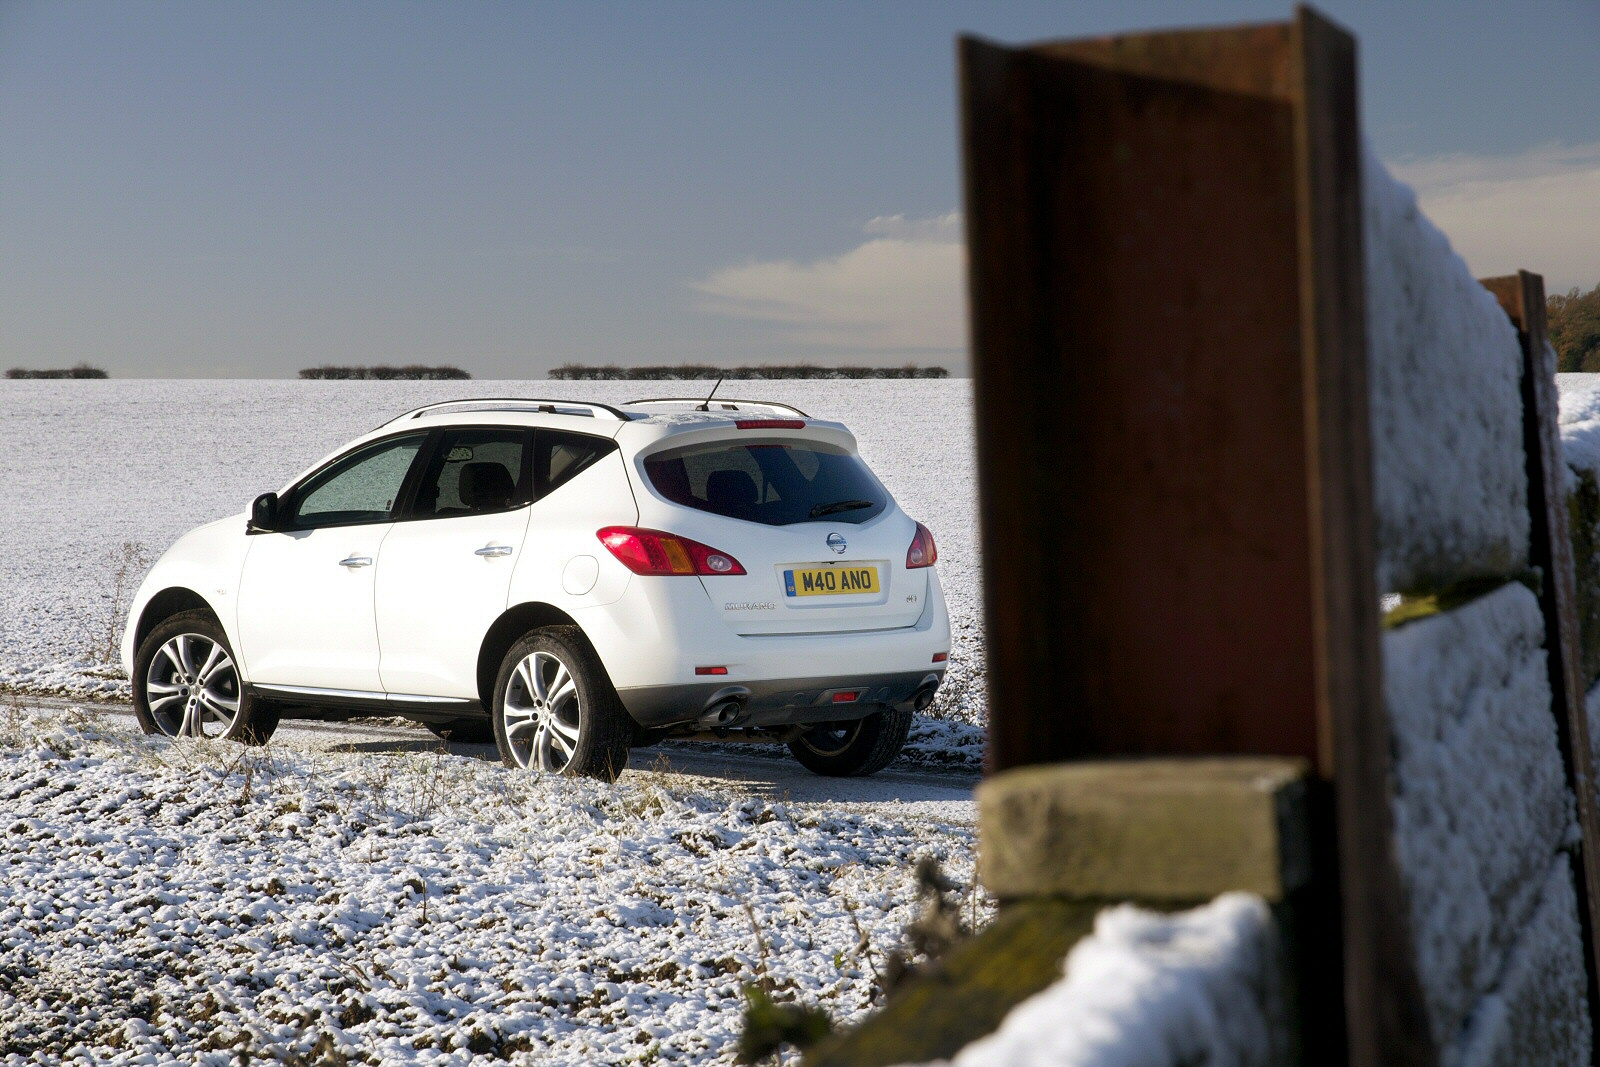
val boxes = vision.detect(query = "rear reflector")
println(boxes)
[933,652,949,663]
[832,691,860,703]
[695,666,729,676]
[735,419,806,430]
[596,527,748,576]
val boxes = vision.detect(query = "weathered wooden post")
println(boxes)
[806,8,1562,1066]
[956,6,1427,1064]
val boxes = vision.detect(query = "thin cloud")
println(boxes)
[1389,142,1600,294]
[694,214,966,353]
[863,211,962,242]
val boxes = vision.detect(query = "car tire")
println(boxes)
[133,609,280,745]
[425,718,495,744]
[788,705,911,777]
[491,626,632,782]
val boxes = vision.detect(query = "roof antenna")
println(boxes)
[697,376,724,412]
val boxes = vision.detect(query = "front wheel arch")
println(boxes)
[132,587,217,661]
[132,608,279,744]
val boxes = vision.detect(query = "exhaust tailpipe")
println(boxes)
[912,686,937,712]
[697,699,745,730]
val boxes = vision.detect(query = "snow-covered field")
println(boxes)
[0,701,979,1064]
[0,379,987,1064]
[0,380,986,746]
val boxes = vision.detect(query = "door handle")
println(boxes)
[338,556,374,568]
[475,545,514,557]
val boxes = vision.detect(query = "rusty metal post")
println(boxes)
[1484,270,1600,1060]
[960,6,1430,1062]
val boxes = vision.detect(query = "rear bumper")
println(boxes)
[619,668,944,729]
[573,569,951,729]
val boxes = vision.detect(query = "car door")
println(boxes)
[375,426,535,698]
[236,432,427,693]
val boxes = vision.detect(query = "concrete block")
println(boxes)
[976,758,1311,904]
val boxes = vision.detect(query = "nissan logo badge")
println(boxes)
[827,532,847,555]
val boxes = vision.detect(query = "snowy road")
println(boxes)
[14,693,979,828]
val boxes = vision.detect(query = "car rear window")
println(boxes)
[644,438,887,526]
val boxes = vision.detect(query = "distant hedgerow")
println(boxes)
[549,363,949,380]
[299,365,472,380]
[1550,282,1600,373]
[5,363,109,379]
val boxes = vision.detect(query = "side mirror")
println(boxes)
[248,492,282,534]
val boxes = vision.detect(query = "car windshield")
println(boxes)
[643,438,887,526]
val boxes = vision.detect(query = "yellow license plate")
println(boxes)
[784,565,880,597]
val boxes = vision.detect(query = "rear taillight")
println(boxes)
[906,521,938,569]
[735,419,806,430]
[597,527,747,576]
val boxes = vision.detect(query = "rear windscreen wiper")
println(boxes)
[809,499,874,518]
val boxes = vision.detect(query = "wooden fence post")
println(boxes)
[960,6,1430,1061]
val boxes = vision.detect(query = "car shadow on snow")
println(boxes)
[314,733,976,805]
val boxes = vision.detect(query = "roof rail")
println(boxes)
[623,397,810,418]
[383,398,631,426]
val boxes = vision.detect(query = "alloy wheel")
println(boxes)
[143,633,241,738]
[501,650,583,771]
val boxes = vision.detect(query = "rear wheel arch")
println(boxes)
[476,602,582,707]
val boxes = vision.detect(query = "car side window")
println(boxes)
[535,430,617,498]
[411,427,532,518]
[290,433,426,529]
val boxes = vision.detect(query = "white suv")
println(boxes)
[121,397,949,780]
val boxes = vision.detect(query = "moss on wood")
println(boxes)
[804,898,1100,1067]
[1382,572,1540,631]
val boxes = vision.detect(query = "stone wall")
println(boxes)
[1376,147,1590,1065]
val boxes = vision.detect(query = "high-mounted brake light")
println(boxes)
[906,522,938,569]
[735,419,806,430]
[597,527,748,577]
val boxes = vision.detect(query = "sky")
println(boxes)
[1,1,1596,379]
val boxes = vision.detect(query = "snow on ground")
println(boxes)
[0,702,981,1065]
[1558,373,1600,486]
[0,379,987,1064]
[900,894,1281,1067]
[0,379,985,764]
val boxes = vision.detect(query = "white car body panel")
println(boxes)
[506,450,638,613]
[375,506,532,698]
[237,523,392,691]
[121,515,252,680]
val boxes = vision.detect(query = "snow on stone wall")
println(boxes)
[1365,147,1529,594]
[1452,856,1591,1067]
[1384,581,1588,1064]
[1367,154,1590,1061]
[902,894,1283,1067]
